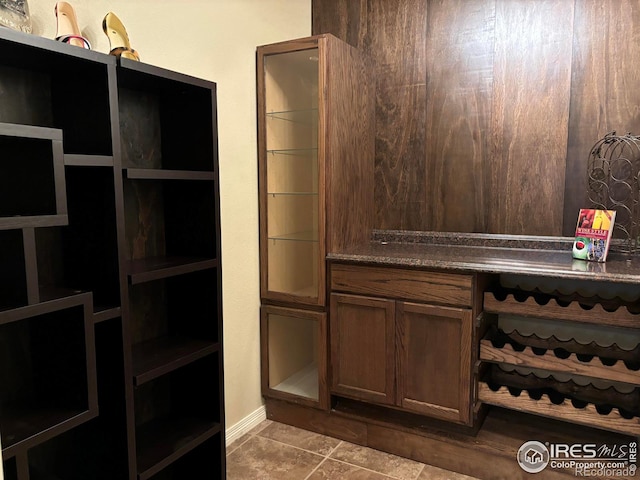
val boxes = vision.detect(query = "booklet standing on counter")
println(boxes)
[572,208,616,262]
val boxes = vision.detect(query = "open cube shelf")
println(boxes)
[0,29,114,156]
[144,435,223,480]
[0,124,66,230]
[134,353,222,479]
[0,294,97,459]
[123,178,218,261]
[62,166,120,312]
[117,60,215,173]
[17,319,130,480]
[0,222,102,328]
[129,268,220,385]
[261,305,325,408]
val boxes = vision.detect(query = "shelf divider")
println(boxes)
[126,257,217,285]
[124,168,215,181]
[64,154,114,167]
[136,417,221,480]
[133,336,219,386]
[2,407,98,460]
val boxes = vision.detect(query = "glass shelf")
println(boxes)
[266,109,318,124]
[267,148,318,156]
[267,194,318,244]
[268,230,318,242]
[268,192,318,196]
[267,240,319,296]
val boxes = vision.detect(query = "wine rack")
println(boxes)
[480,285,640,437]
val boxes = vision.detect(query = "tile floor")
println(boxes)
[226,420,480,480]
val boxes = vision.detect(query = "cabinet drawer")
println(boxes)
[330,263,473,307]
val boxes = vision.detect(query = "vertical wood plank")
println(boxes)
[23,227,39,305]
[16,452,30,479]
[369,0,428,230]
[489,0,574,235]
[375,81,428,230]
[564,0,640,235]
[426,0,495,232]
[312,0,367,48]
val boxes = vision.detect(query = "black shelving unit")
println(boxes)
[0,26,225,480]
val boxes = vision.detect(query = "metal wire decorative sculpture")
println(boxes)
[587,132,640,254]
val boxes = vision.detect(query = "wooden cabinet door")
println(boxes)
[396,301,473,425]
[330,293,395,405]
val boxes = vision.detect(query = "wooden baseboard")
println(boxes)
[265,398,636,480]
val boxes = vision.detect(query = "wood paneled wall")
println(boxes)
[312,0,640,236]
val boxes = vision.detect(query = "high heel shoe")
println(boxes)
[103,12,140,61]
[54,2,90,49]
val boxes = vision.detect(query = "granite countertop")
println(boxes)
[327,230,640,285]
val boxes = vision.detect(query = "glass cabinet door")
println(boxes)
[259,45,322,305]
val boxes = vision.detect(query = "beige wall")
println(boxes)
[22,0,309,444]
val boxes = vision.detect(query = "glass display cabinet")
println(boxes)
[257,34,374,409]
[259,40,322,306]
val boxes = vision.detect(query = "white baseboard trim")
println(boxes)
[225,404,267,445]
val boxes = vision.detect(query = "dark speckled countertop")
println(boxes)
[327,230,640,285]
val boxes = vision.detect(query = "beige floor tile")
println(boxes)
[226,433,252,455]
[226,435,323,480]
[329,442,424,480]
[226,420,273,456]
[226,422,478,480]
[248,419,273,435]
[307,458,394,479]
[417,464,480,480]
[257,421,342,455]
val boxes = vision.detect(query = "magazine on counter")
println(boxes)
[572,209,616,262]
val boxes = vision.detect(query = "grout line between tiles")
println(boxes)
[225,434,252,457]
[249,419,273,435]
[252,433,330,459]
[250,433,403,478]
[303,456,328,480]
[226,419,273,456]
[325,456,404,479]
[327,439,425,480]
[325,440,343,458]
[304,437,343,480]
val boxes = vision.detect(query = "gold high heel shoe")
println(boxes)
[103,12,139,61]
[55,2,91,49]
